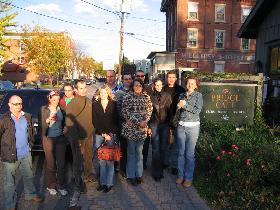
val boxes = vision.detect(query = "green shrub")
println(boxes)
[194,118,280,209]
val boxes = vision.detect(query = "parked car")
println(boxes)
[0,89,51,152]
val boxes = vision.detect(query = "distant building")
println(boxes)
[238,0,280,125]
[158,0,256,73]
[134,59,151,74]
[1,32,75,82]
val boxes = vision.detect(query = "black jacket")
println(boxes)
[163,84,185,116]
[0,111,34,163]
[149,90,172,124]
[92,99,118,135]
[38,105,66,139]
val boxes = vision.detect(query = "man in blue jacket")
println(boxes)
[0,95,42,210]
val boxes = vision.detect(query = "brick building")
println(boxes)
[160,0,257,73]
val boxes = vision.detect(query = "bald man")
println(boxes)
[0,95,42,209]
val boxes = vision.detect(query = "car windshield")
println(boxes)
[0,91,50,118]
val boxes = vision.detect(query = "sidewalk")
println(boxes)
[0,156,210,210]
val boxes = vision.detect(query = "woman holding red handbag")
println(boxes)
[92,85,118,193]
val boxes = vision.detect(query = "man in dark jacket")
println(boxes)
[65,80,94,207]
[163,70,185,175]
[0,95,42,210]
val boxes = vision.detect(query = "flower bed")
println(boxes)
[194,115,280,209]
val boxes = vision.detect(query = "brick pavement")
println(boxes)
[0,153,210,210]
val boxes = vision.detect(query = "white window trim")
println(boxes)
[187,2,199,21]
[239,62,250,65]
[240,38,250,51]
[187,28,198,48]
[241,6,252,23]
[215,4,226,22]
[214,29,225,49]
[19,56,25,65]
[214,61,225,73]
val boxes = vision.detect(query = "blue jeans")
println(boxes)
[126,140,144,179]
[96,135,115,186]
[3,152,37,209]
[176,125,200,181]
[150,123,169,178]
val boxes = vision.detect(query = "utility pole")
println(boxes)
[118,0,125,82]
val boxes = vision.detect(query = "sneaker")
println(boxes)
[103,186,113,193]
[69,191,80,207]
[183,180,192,188]
[127,178,137,186]
[58,189,68,196]
[47,187,57,195]
[176,178,184,184]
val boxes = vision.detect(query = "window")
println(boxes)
[215,4,225,22]
[214,61,225,73]
[271,47,280,73]
[188,2,199,20]
[19,56,25,64]
[241,7,251,23]
[241,38,250,51]
[215,30,225,49]
[187,28,198,48]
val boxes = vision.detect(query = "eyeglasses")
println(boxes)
[12,103,23,106]
[136,75,145,78]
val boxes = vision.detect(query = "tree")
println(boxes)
[0,0,17,74]
[22,25,71,85]
[77,55,104,78]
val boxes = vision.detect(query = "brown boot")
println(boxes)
[183,179,192,187]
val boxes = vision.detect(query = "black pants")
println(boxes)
[142,136,151,168]
[119,136,127,174]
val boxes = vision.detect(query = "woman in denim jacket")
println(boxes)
[175,76,203,188]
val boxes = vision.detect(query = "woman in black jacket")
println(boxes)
[92,85,118,193]
[38,90,68,196]
[149,78,172,181]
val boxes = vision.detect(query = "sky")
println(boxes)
[12,0,166,65]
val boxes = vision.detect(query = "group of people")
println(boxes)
[0,69,203,209]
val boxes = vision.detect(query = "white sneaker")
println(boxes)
[46,187,57,195]
[58,188,68,196]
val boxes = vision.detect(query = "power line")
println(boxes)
[124,32,164,40]
[79,0,119,15]
[126,33,165,47]
[1,1,116,33]
[80,0,165,22]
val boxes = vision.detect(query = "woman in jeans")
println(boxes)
[175,76,203,188]
[38,90,68,196]
[121,78,153,186]
[149,78,172,181]
[92,85,118,193]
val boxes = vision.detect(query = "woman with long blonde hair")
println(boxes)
[92,85,118,192]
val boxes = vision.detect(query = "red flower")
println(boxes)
[216,156,221,160]
[245,159,252,166]
[221,150,226,155]
[232,144,240,150]
[228,151,233,155]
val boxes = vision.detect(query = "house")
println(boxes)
[238,0,280,126]
[153,0,256,74]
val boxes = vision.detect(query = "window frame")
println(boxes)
[215,4,226,22]
[187,28,198,48]
[214,61,225,73]
[214,30,225,49]
[241,6,252,23]
[240,38,250,51]
[188,2,199,21]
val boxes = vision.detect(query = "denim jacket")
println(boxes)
[178,91,203,122]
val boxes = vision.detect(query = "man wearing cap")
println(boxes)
[0,95,42,210]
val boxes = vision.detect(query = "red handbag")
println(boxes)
[97,143,121,161]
